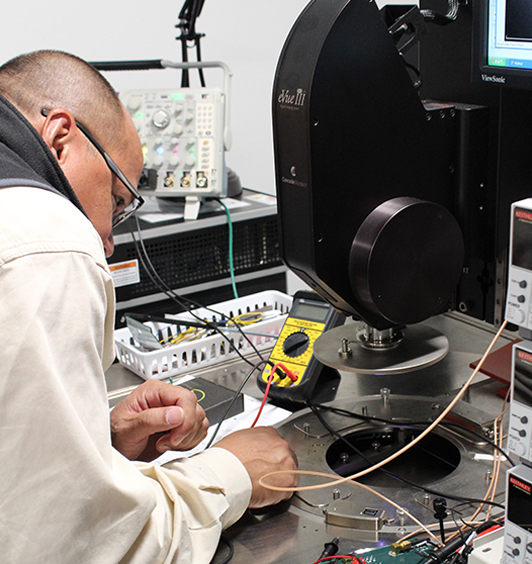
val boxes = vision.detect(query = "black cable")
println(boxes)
[310,401,516,467]
[204,360,267,449]
[129,216,272,368]
[433,498,448,543]
[217,533,234,564]
[130,215,276,368]
[196,41,206,87]
[402,57,423,90]
[132,211,268,358]
[176,0,206,86]
[448,506,470,550]
[306,402,505,509]
[424,520,499,564]
[318,537,340,560]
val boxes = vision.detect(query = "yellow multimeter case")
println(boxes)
[257,290,345,404]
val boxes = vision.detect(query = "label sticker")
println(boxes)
[109,259,140,287]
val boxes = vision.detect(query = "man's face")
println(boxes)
[73,108,143,257]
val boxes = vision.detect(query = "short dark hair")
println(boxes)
[0,50,125,149]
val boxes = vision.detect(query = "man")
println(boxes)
[0,50,297,564]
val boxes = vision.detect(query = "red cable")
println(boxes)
[250,362,295,428]
[311,556,363,564]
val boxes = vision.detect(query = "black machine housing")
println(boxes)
[273,0,532,331]
[272,0,465,331]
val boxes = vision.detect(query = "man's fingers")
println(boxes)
[128,406,186,438]
[156,411,209,453]
[166,406,185,426]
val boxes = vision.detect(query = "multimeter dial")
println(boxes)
[282,331,310,357]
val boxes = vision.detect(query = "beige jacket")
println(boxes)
[0,186,251,564]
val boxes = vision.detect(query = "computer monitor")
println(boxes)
[473,0,532,89]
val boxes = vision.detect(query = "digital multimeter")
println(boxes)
[257,290,345,404]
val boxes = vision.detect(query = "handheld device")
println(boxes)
[257,290,345,405]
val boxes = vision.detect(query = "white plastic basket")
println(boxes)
[114,290,292,379]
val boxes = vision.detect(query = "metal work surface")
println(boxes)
[106,313,514,564]
[314,322,450,374]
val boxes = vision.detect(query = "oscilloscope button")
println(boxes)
[512,441,527,456]
[518,295,526,303]
[521,416,529,424]
[519,429,527,438]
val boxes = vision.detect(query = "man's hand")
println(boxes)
[214,427,299,508]
[110,379,209,462]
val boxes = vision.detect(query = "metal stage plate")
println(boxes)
[219,392,508,564]
[106,313,513,564]
[314,323,450,374]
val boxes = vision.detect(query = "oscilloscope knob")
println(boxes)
[153,155,164,167]
[282,332,310,357]
[152,110,170,129]
[127,96,142,111]
[184,154,196,167]
[169,155,180,167]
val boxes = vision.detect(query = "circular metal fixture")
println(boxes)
[314,323,448,374]
[349,197,464,326]
[277,395,508,533]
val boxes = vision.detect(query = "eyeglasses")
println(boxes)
[41,109,145,227]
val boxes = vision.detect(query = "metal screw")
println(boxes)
[380,388,390,406]
[303,422,310,435]
[339,338,352,358]
[396,509,407,527]
[485,469,493,484]
[333,489,341,500]
[362,405,368,417]
[423,494,431,506]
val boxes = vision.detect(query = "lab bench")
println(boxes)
[106,313,514,564]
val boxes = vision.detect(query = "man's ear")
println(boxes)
[38,108,80,164]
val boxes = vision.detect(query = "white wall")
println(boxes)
[2,0,405,196]
[3,0,407,296]
[2,0,311,195]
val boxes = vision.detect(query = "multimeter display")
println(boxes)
[291,301,330,322]
[257,291,344,403]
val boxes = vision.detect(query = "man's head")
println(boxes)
[0,50,143,257]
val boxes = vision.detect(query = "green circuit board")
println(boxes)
[355,540,436,564]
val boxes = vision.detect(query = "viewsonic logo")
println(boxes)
[481,74,506,84]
